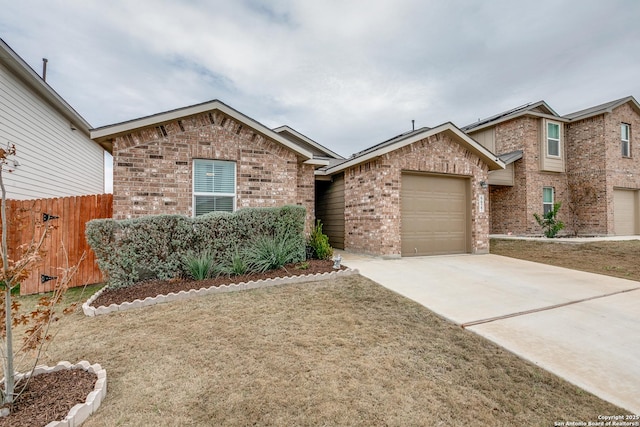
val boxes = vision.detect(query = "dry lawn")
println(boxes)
[491,239,640,282]
[16,275,622,426]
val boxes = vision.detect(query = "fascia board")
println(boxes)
[467,111,569,134]
[273,125,345,159]
[91,101,314,160]
[326,123,505,174]
[1,39,92,136]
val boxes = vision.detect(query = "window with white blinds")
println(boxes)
[193,159,236,216]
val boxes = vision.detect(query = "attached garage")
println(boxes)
[613,189,639,235]
[315,124,504,257]
[401,173,470,256]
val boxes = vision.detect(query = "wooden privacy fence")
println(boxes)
[2,194,113,295]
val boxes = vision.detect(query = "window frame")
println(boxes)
[543,187,554,215]
[192,159,237,217]
[546,121,561,158]
[621,123,631,158]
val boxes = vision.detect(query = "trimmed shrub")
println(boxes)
[86,205,306,289]
[307,220,333,260]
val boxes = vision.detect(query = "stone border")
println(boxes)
[10,361,106,427]
[83,268,359,317]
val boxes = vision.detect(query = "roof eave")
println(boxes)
[325,123,504,174]
[0,38,94,140]
[273,125,345,160]
[466,111,568,134]
[90,100,314,160]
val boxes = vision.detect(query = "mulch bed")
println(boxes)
[91,259,345,308]
[0,369,97,427]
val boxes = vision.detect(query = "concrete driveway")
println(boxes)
[340,252,640,414]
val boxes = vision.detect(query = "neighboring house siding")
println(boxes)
[486,116,568,234]
[565,115,608,234]
[112,110,315,230]
[604,103,640,234]
[0,62,104,199]
[565,103,640,235]
[343,133,489,256]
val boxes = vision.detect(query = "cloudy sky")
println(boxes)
[2,0,640,160]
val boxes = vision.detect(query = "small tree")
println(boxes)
[0,144,80,411]
[533,202,565,238]
[567,180,599,236]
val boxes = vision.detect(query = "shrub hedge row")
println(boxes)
[86,205,306,289]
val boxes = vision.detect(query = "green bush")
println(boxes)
[86,205,306,289]
[307,220,333,260]
[245,234,304,273]
[183,250,215,280]
[533,202,565,238]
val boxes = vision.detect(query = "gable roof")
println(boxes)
[320,122,505,175]
[91,100,327,165]
[272,125,344,160]
[563,96,640,121]
[0,38,103,149]
[463,100,565,133]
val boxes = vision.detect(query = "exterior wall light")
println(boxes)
[480,181,488,189]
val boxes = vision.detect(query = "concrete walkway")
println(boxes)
[340,252,640,414]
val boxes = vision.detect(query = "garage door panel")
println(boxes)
[614,189,638,235]
[401,173,469,256]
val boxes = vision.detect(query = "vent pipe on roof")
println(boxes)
[42,58,48,81]
[411,119,415,131]
[42,58,49,82]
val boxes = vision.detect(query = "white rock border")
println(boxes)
[9,360,106,427]
[83,268,359,317]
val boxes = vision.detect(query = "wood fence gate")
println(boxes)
[2,194,113,295]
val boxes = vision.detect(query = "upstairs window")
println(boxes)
[193,159,236,216]
[621,123,630,157]
[547,122,560,157]
[543,187,554,215]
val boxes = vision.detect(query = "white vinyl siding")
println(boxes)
[193,159,236,216]
[543,187,554,215]
[0,62,104,200]
[621,123,630,157]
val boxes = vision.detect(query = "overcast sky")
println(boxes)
[2,0,640,160]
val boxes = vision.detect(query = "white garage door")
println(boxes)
[614,189,639,235]
[401,173,470,256]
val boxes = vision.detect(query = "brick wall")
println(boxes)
[565,103,640,234]
[343,132,489,256]
[112,110,315,231]
[490,116,568,235]
[565,115,608,234]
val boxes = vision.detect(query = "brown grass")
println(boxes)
[490,239,640,282]
[17,275,622,426]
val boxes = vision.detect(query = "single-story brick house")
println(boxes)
[93,101,505,257]
[90,100,343,231]
[463,96,640,236]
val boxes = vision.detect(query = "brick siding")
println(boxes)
[343,133,489,256]
[488,101,640,236]
[490,116,568,235]
[112,110,315,231]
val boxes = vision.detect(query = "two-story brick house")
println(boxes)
[464,96,640,236]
